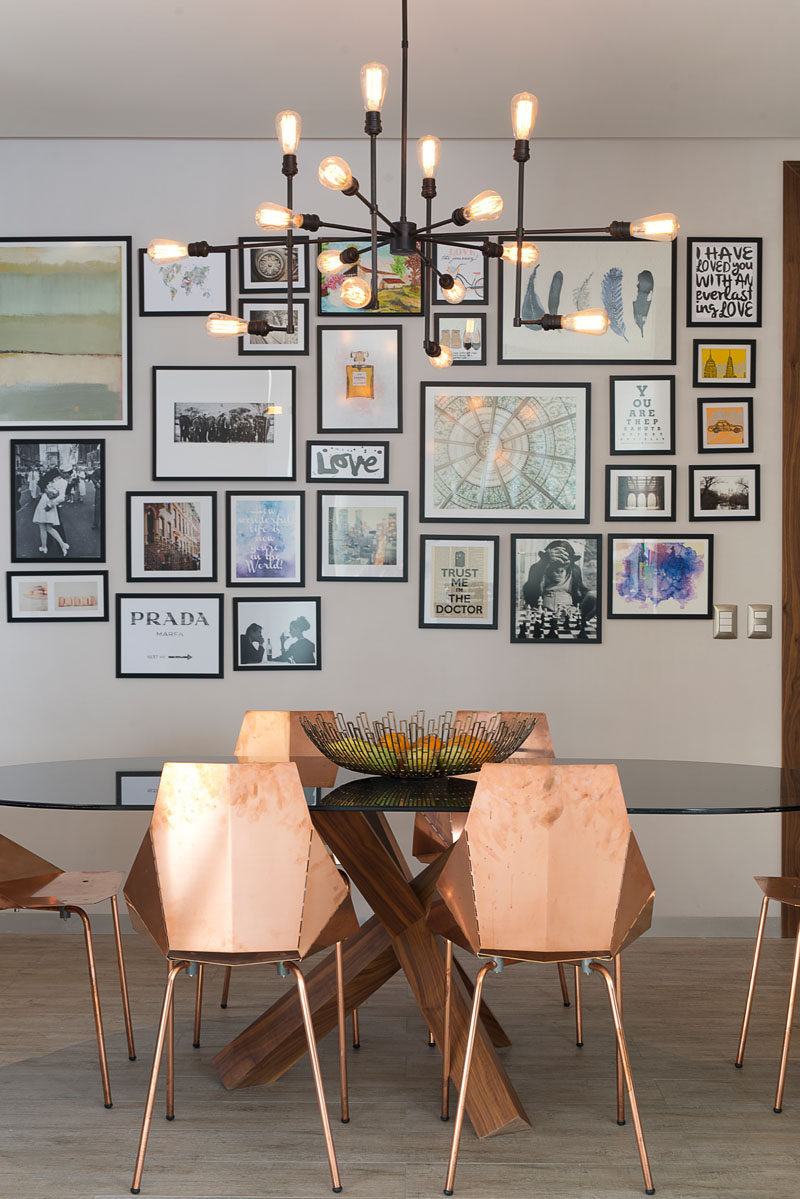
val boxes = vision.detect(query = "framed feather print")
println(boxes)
[498,236,676,365]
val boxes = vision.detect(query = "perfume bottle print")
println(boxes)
[345,350,375,400]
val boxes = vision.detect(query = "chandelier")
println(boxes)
[147,0,678,369]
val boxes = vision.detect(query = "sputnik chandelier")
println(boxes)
[147,0,678,369]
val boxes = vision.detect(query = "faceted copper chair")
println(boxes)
[0,834,135,1107]
[124,761,359,1195]
[429,763,656,1196]
[735,876,800,1112]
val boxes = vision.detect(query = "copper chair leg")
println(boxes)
[774,921,800,1113]
[428,1028,436,1047]
[442,939,453,1120]
[335,942,349,1123]
[220,965,232,1009]
[615,954,625,1125]
[285,962,343,1193]
[590,962,655,1195]
[65,905,112,1109]
[736,894,770,1067]
[443,959,496,1196]
[557,961,571,1006]
[130,961,188,1195]
[110,893,136,1061]
[192,963,204,1048]
[574,965,584,1047]
[166,970,175,1121]
[352,1007,360,1049]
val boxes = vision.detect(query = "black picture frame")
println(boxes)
[115,592,224,679]
[6,570,109,623]
[697,397,754,454]
[317,241,423,317]
[510,533,603,645]
[607,534,714,619]
[432,240,489,305]
[686,237,763,328]
[237,298,310,356]
[115,771,161,808]
[693,339,757,388]
[688,464,761,521]
[125,491,218,583]
[433,312,488,367]
[233,596,322,671]
[306,440,390,484]
[609,376,676,456]
[317,490,409,582]
[605,465,677,521]
[418,535,499,630]
[238,236,310,294]
[10,439,106,563]
[316,325,403,433]
[138,246,231,317]
[225,490,305,587]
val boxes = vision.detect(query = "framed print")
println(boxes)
[511,535,601,644]
[605,465,676,521]
[138,247,230,317]
[317,240,422,316]
[433,313,487,366]
[116,593,223,678]
[419,535,499,629]
[11,439,105,562]
[317,325,402,432]
[317,491,408,581]
[607,535,713,619]
[693,339,756,387]
[420,382,590,523]
[126,491,217,582]
[689,465,760,520]
[152,365,295,481]
[237,298,309,356]
[609,376,675,455]
[697,398,753,453]
[433,240,488,304]
[226,491,304,586]
[233,596,321,670]
[499,236,676,364]
[116,772,161,808]
[7,570,108,622]
[0,236,131,429]
[238,237,309,293]
[306,440,389,484]
[686,238,762,327]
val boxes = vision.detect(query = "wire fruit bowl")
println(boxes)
[299,710,537,779]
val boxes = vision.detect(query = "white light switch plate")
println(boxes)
[747,603,773,638]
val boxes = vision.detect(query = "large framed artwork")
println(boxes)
[238,237,310,293]
[432,240,488,304]
[607,535,714,619]
[237,299,309,356]
[317,491,408,581]
[499,236,676,364]
[0,237,132,429]
[419,535,499,630]
[7,570,109,623]
[138,247,230,317]
[317,325,402,432]
[688,465,760,521]
[233,596,321,670]
[125,491,218,582]
[609,376,675,455]
[605,466,676,521]
[693,340,756,388]
[686,238,762,327]
[306,440,389,484]
[317,240,423,316]
[697,398,754,453]
[152,366,295,480]
[11,439,105,562]
[116,593,224,678]
[511,534,601,644]
[226,491,304,586]
[420,382,590,523]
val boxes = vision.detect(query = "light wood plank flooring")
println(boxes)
[0,934,798,1198]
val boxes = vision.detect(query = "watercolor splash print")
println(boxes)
[614,539,706,612]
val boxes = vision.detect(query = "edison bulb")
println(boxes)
[318,156,354,191]
[417,135,441,179]
[205,313,249,338]
[147,238,188,263]
[501,241,539,266]
[254,202,300,230]
[463,190,504,222]
[339,276,372,309]
[317,248,347,274]
[629,213,680,242]
[510,92,538,140]
[275,110,301,154]
[561,308,610,336]
[441,278,466,304]
[428,345,453,369]
[361,62,389,111]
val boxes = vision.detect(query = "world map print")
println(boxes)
[158,263,211,301]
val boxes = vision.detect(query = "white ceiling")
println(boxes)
[2,0,799,141]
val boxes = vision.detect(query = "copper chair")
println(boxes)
[124,761,359,1195]
[429,763,656,1196]
[0,833,135,1107]
[735,875,800,1112]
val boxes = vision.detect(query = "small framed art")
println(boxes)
[511,535,601,644]
[609,376,675,455]
[7,570,108,622]
[238,237,309,293]
[607,535,713,619]
[237,299,309,355]
[697,398,753,453]
[233,596,321,670]
[226,491,304,586]
[419,535,499,629]
[688,465,760,520]
[138,247,230,317]
[116,772,161,808]
[686,238,762,327]
[317,491,408,582]
[693,340,756,387]
[11,439,105,562]
[317,325,402,432]
[306,440,389,484]
[605,465,676,521]
[116,593,224,678]
[126,491,217,582]
[317,240,422,315]
[152,365,295,481]
[433,313,487,366]
[433,241,488,304]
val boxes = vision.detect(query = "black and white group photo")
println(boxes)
[173,402,274,444]
[11,440,105,562]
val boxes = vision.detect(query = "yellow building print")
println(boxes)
[700,345,749,380]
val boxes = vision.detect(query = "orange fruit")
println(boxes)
[412,734,444,754]
[378,730,410,754]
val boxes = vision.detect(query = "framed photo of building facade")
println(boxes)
[686,237,762,327]
[152,365,295,480]
[688,465,760,520]
[237,299,309,355]
[306,440,389,484]
[432,241,488,304]
[317,491,408,581]
[6,570,109,622]
[0,236,132,429]
[116,593,224,678]
[693,340,756,387]
[11,439,105,562]
[420,382,590,523]
[138,247,230,317]
[697,398,754,453]
[226,491,304,586]
[419,535,499,629]
[126,492,217,582]
[511,535,601,644]
[317,240,422,315]
[605,466,676,521]
[238,237,309,293]
[607,535,713,619]
[433,313,487,366]
[609,376,675,455]
[498,236,676,365]
[317,325,402,432]
[233,596,321,670]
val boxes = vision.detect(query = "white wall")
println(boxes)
[0,136,791,932]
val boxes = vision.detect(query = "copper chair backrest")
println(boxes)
[234,709,339,786]
[0,834,60,910]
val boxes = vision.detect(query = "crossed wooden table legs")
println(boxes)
[213,811,531,1139]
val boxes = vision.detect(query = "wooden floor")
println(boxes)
[0,934,798,1199]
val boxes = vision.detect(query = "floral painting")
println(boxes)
[318,240,423,316]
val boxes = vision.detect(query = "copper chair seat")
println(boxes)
[1,869,124,908]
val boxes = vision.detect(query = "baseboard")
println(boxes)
[645,916,782,938]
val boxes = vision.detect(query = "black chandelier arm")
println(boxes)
[400,0,409,223]
[513,157,526,327]
[285,173,295,333]
[422,193,434,350]
[369,129,379,307]
[349,188,394,230]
